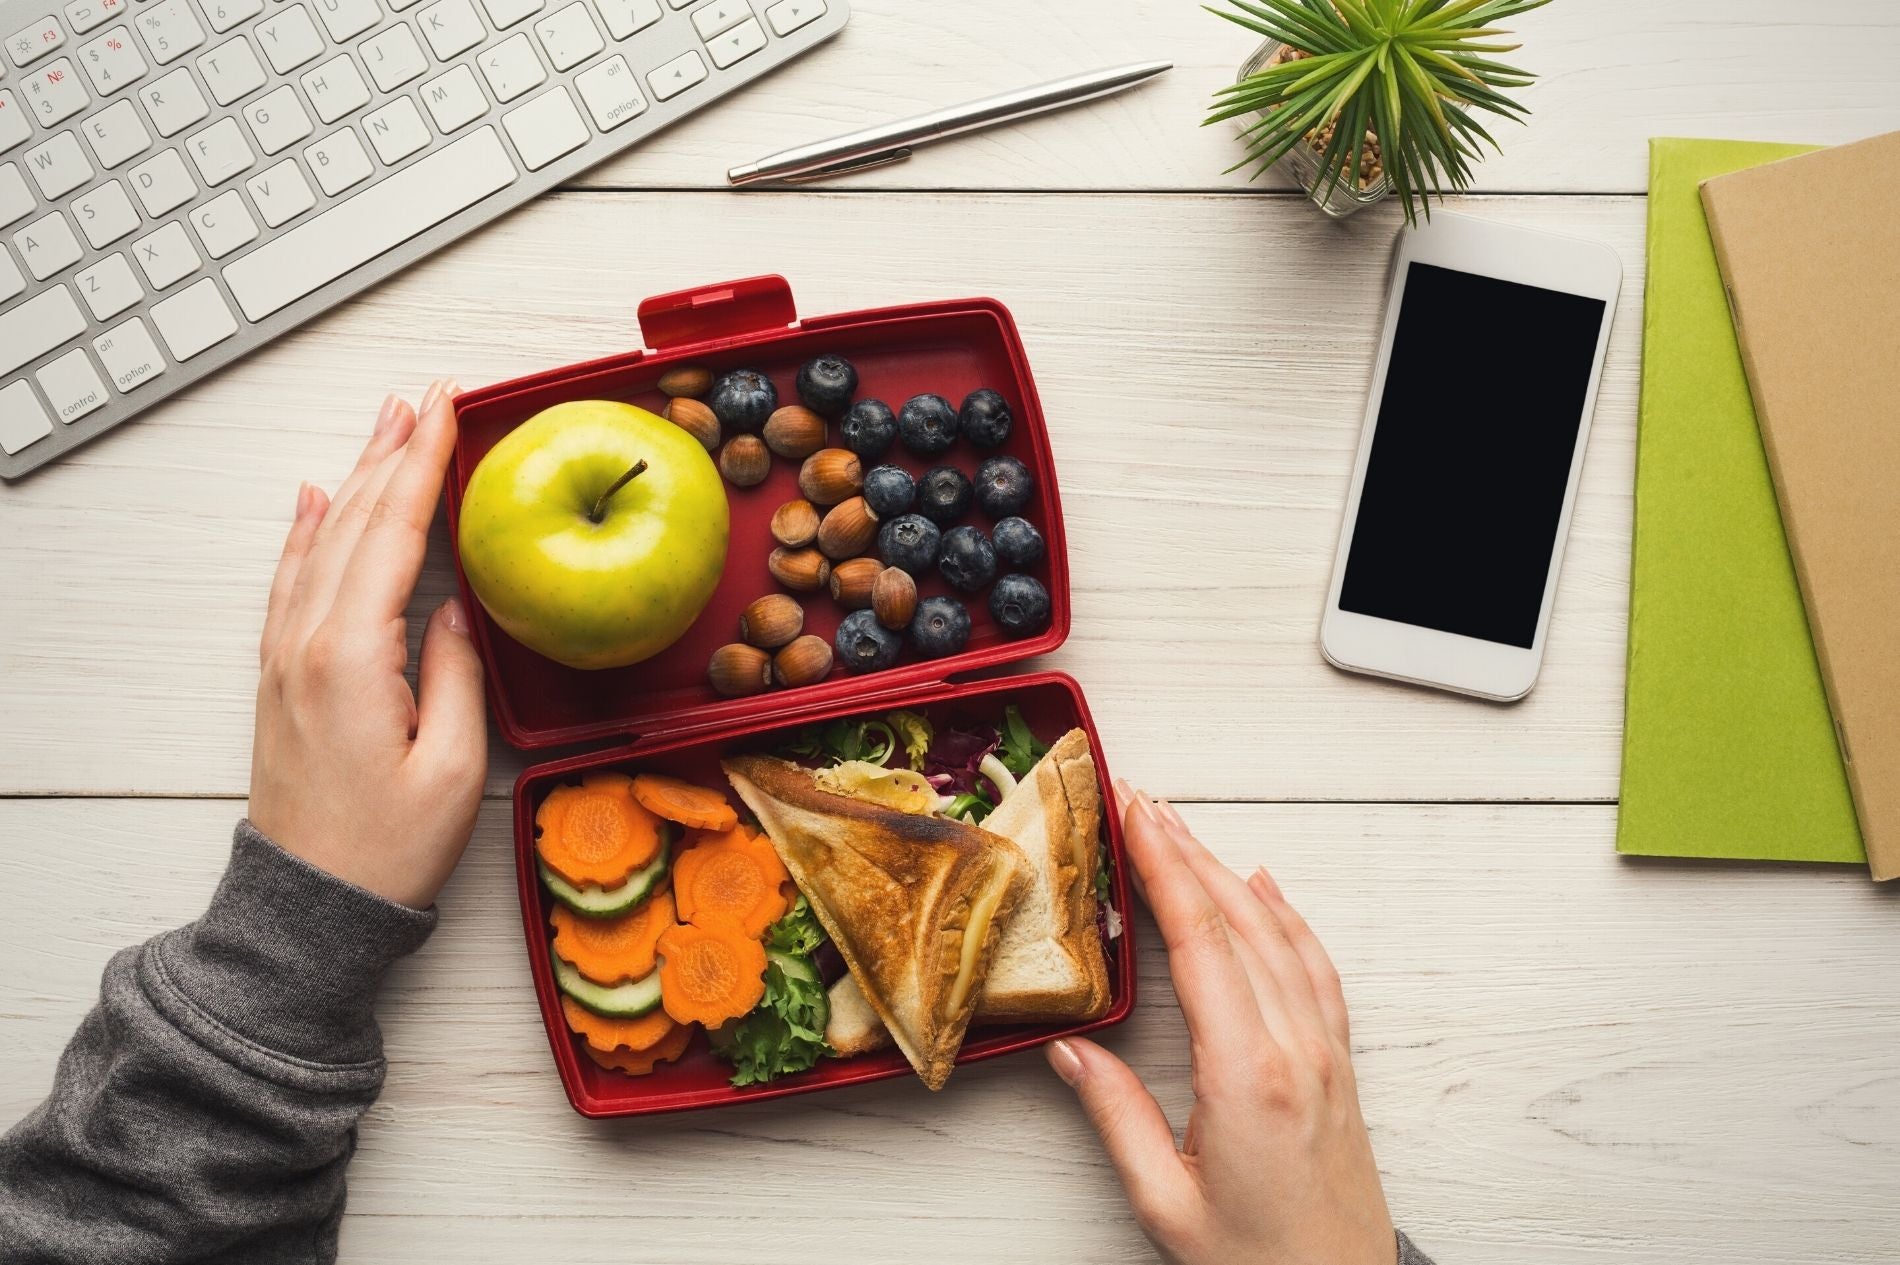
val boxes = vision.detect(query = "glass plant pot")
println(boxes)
[1236,39,1392,219]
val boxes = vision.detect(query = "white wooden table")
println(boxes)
[5,4,1900,1261]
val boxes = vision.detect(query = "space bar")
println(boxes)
[224,128,517,322]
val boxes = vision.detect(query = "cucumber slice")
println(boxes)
[554,957,663,1018]
[539,825,674,918]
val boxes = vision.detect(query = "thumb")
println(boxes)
[415,597,488,777]
[1047,1038,1195,1216]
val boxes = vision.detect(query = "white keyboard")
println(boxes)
[0,0,847,476]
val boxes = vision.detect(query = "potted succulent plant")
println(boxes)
[1207,0,1549,221]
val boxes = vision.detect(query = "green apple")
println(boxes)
[457,400,730,670]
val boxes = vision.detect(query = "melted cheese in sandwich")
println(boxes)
[948,867,1013,1016]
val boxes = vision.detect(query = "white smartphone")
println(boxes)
[1319,212,1621,702]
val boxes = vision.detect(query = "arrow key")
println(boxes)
[765,0,822,36]
[646,47,704,100]
[706,15,762,68]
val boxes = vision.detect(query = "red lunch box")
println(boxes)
[445,275,1137,1118]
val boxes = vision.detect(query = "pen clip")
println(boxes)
[778,146,914,184]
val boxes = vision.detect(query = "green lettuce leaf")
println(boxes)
[997,705,1050,777]
[887,709,935,771]
[764,894,825,957]
[719,958,830,1088]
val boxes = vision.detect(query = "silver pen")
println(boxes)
[728,61,1172,186]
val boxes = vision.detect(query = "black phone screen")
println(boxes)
[1338,261,1608,649]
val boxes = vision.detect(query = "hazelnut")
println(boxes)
[772,634,834,688]
[739,593,803,649]
[718,434,771,488]
[659,365,714,398]
[762,405,827,460]
[768,546,832,592]
[770,498,821,549]
[828,556,881,610]
[708,643,772,698]
[872,566,917,630]
[817,495,878,560]
[797,447,863,506]
[663,397,720,451]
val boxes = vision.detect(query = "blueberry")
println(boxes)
[936,525,996,593]
[959,388,1013,448]
[991,516,1045,568]
[974,455,1033,518]
[835,609,902,673]
[989,573,1051,638]
[909,596,971,659]
[796,354,858,417]
[841,399,897,458]
[862,464,916,519]
[916,464,973,525]
[897,393,959,456]
[707,368,777,432]
[877,513,941,576]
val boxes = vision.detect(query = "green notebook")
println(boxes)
[1616,138,1864,865]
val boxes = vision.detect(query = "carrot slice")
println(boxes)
[582,1022,694,1076]
[561,995,678,1054]
[673,829,790,938]
[657,922,767,1027]
[535,773,663,889]
[632,774,738,832]
[550,888,676,985]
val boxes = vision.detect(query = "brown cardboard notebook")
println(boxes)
[1700,130,1900,881]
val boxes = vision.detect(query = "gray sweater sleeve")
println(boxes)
[1398,1229,1437,1263]
[0,820,434,1265]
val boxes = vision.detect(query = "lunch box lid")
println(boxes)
[444,276,1073,752]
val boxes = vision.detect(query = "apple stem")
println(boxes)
[589,460,648,523]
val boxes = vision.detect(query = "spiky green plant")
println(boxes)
[1207,0,1548,222]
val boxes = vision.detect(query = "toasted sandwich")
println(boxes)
[722,754,1028,1090]
[824,728,1113,1054]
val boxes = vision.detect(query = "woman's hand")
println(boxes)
[1046,782,1396,1265]
[248,383,488,910]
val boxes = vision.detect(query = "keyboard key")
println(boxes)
[93,315,167,391]
[647,48,703,100]
[73,177,140,245]
[197,36,266,105]
[15,209,83,278]
[224,125,514,320]
[37,346,110,422]
[420,62,484,132]
[184,115,252,183]
[243,84,312,153]
[65,0,131,38]
[255,5,323,73]
[137,67,209,134]
[532,2,598,72]
[201,0,264,34]
[150,275,237,358]
[302,54,369,123]
[78,25,148,93]
[80,97,151,166]
[24,58,91,126]
[76,250,143,317]
[25,131,94,198]
[764,0,821,37]
[361,23,425,90]
[690,0,746,40]
[0,285,87,376]
[594,0,658,40]
[314,0,381,42]
[501,83,582,170]
[187,186,256,256]
[0,380,54,455]
[0,91,30,150]
[303,125,370,194]
[417,0,484,59]
[246,157,314,226]
[129,147,195,213]
[131,218,199,287]
[480,0,541,29]
[7,17,66,68]
[0,164,35,227]
[477,32,541,103]
[574,54,642,131]
[0,246,22,299]
[705,16,763,69]
[364,94,427,162]
[134,0,205,65]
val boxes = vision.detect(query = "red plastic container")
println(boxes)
[445,277,1135,1118]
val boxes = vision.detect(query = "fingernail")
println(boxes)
[441,596,468,634]
[443,378,462,398]
[1252,866,1284,900]
[1156,798,1189,830]
[294,480,315,518]
[373,393,402,436]
[1047,1039,1083,1087]
[419,380,444,414]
